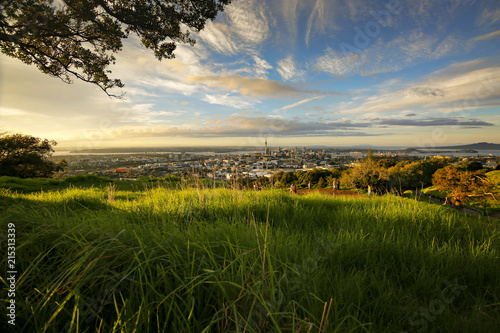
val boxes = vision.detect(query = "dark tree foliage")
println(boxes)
[316,177,326,188]
[387,157,448,191]
[0,0,231,95]
[464,161,483,171]
[295,168,340,187]
[0,133,57,178]
[377,158,396,169]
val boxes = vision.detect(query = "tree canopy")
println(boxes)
[0,0,231,95]
[0,133,57,178]
[432,165,496,208]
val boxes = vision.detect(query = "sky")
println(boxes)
[1,0,500,150]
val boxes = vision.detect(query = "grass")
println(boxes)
[1,183,499,332]
[0,175,185,193]
[486,170,500,186]
[420,186,448,199]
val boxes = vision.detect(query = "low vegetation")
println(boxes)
[1,181,499,332]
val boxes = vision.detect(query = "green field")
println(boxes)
[1,181,499,332]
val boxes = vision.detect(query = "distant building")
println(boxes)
[114,168,134,172]
[350,152,364,159]
[302,164,317,169]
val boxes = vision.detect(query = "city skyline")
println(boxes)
[1,0,500,149]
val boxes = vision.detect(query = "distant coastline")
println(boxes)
[65,147,258,154]
[412,142,500,150]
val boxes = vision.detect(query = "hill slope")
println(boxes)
[1,187,498,332]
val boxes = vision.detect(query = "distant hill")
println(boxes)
[418,142,500,150]
[68,146,259,154]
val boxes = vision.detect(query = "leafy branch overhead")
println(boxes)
[0,0,231,96]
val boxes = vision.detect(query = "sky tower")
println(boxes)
[264,137,270,156]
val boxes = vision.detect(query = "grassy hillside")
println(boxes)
[0,175,184,193]
[487,170,500,189]
[1,185,499,332]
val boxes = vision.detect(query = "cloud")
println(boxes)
[306,0,326,46]
[0,55,130,138]
[202,94,258,109]
[121,104,186,123]
[434,99,500,113]
[476,7,500,27]
[406,87,445,97]
[272,96,326,114]
[253,56,273,76]
[314,30,464,76]
[109,116,375,138]
[225,0,271,48]
[186,74,311,98]
[472,29,500,42]
[111,39,213,96]
[197,0,272,56]
[279,0,300,41]
[339,58,500,115]
[277,56,305,80]
[198,21,237,55]
[378,117,494,127]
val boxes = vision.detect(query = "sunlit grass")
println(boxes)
[1,186,499,332]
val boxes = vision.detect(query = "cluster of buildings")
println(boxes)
[54,144,499,181]
[58,146,361,180]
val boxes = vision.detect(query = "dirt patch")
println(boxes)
[294,188,363,197]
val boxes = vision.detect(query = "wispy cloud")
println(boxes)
[198,21,237,55]
[472,29,500,42]
[277,56,305,80]
[121,104,186,123]
[279,0,300,42]
[272,96,326,114]
[225,0,271,50]
[338,58,500,115]
[109,116,375,138]
[378,117,494,127]
[202,94,258,109]
[476,7,500,27]
[186,74,312,98]
[314,30,464,76]
[253,55,273,76]
[306,0,326,46]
